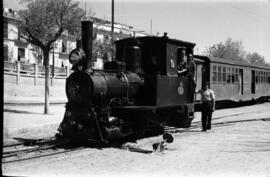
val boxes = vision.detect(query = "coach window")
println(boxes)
[255,71,258,83]
[262,71,265,83]
[231,68,235,83]
[235,68,239,83]
[260,71,263,84]
[227,67,231,83]
[212,65,217,83]
[262,71,264,83]
[218,66,222,83]
[222,67,226,83]
[260,71,262,83]
[267,72,270,84]
[266,72,268,83]
[262,71,264,84]
[267,72,268,83]
[258,71,260,83]
[263,71,265,83]
[264,72,267,83]
[264,72,266,83]
[268,72,270,83]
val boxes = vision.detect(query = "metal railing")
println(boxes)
[4,61,72,85]
[4,61,71,76]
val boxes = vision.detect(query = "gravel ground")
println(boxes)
[2,102,270,177]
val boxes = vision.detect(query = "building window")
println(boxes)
[18,47,25,61]
[62,40,67,53]
[4,21,8,38]
[4,45,9,61]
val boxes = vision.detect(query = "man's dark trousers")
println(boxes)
[201,101,213,130]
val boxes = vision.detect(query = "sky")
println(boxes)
[4,0,270,63]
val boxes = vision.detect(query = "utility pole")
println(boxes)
[85,0,86,14]
[150,19,152,35]
[111,0,115,60]
[52,46,55,77]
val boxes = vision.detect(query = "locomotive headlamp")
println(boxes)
[69,48,86,66]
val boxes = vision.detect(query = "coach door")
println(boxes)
[239,69,243,95]
[251,70,255,94]
[194,62,204,101]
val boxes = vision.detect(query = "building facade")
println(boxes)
[3,7,149,69]
[4,8,32,63]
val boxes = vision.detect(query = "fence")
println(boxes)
[4,61,71,86]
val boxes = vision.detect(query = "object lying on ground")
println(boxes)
[152,133,174,152]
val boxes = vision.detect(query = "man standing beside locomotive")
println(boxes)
[196,82,215,131]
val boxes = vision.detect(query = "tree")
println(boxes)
[18,0,85,114]
[204,38,269,66]
[204,38,246,61]
[246,52,266,65]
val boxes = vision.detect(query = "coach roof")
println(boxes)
[195,55,270,70]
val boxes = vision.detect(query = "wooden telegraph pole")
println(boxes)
[111,0,114,60]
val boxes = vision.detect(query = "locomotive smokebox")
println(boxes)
[81,20,93,72]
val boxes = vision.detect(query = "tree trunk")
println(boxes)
[43,50,50,114]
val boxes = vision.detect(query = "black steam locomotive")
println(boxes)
[57,20,197,143]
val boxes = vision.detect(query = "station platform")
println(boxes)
[3,103,66,144]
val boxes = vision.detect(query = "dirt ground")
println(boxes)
[2,102,270,177]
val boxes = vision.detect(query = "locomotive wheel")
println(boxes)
[59,120,98,143]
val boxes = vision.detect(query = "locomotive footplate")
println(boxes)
[111,103,194,135]
[112,104,194,115]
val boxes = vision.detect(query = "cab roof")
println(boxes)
[115,35,196,48]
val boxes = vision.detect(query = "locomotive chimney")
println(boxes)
[81,20,93,72]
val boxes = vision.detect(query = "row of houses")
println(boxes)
[3,7,149,69]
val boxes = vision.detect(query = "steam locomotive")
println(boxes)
[57,20,198,143]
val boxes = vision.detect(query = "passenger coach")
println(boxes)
[194,55,270,104]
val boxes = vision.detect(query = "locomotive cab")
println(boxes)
[111,34,197,129]
[115,33,196,107]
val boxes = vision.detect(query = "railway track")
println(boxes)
[3,107,269,162]
[2,137,86,164]
[164,108,270,134]
[2,136,130,163]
